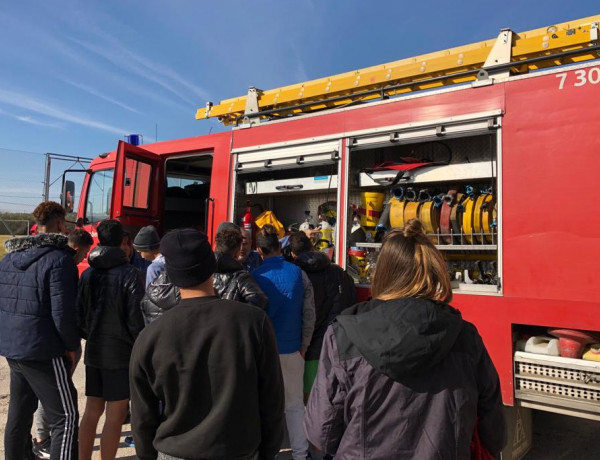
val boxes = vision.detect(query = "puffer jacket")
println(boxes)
[253,255,308,354]
[77,246,145,369]
[140,271,180,325]
[213,252,268,309]
[305,298,506,459]
[0,234,79,360]
[294,251,356,360]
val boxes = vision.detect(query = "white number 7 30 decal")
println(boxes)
[557,67,600,89]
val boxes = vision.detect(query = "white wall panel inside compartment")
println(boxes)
[233,191,338,229]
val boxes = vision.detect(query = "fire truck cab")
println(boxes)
[77,132,232,241]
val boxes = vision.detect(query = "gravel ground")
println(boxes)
[0,350,293,459]
[523,410,600,460]
[2,348,598,459]
[0,354,137,459]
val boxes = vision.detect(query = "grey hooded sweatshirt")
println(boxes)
[304,297,506,459]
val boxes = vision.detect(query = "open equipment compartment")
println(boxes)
[345,112,502,295]
[232,139,341,254]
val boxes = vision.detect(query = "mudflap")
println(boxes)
[500,405,532,460]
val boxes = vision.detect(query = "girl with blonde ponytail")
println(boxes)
[305,219,506,459]
[371,219,452,302]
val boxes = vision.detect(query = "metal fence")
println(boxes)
[0,220,31,236]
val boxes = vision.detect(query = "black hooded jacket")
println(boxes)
[305,297,506,459]
[77,245,145,369]
[0,234,79,360]
[140,271,180,325]
[294,251,356,360]
[212,252,268,309]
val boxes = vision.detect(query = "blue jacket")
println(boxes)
[145,254,165,288]
[242,250,263,273]
[0,234,80,360]
[253,256,304,353]
[132,250,151,279]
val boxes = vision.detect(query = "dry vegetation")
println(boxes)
[0,212,31,260]
[0,211,78,260]
[0,236,10,260]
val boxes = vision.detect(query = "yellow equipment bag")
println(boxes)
[255,210,285,239]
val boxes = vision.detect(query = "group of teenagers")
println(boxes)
[0,200,507,460]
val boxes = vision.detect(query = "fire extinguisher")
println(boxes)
[242,201,255,244]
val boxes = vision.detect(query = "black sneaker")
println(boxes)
[32,438,51,460]
[124,436,135,447]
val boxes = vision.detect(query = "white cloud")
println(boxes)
[60,78,142,114]
[70,36,208,105]
[75,13,211,102]
[290,43,309,83]
[42,34,195,112]
[0,10,192,113]
[0,88,130,136]
[0,186,41,195]
[16,116,64,129]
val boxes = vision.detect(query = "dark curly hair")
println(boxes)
[68,228,93,248]
[288,231,312,255]
[32,201,66,226]
[256,225,280,256]
[97,219,124,247]
[215,228,242,255]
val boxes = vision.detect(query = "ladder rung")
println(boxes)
[197,15,600,125]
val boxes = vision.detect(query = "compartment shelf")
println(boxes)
[358,161,497,187]
[455,283,499,293]
[352,273,498,292]
[441,244,497,251]
[353,242,497,251]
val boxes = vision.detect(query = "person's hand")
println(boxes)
[65,351,77,375]
[299,350,306,359]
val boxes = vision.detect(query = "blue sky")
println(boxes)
[0,1,597,213]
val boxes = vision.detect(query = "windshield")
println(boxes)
[84,168,114,224]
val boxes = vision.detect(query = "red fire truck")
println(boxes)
[69,14,600,456]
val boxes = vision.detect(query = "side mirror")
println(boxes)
[61,180,76,213]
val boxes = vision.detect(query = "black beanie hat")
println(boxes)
[160,228,216,288]
[133,225,160,251]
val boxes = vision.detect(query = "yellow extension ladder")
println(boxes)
[196,15,599,125]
